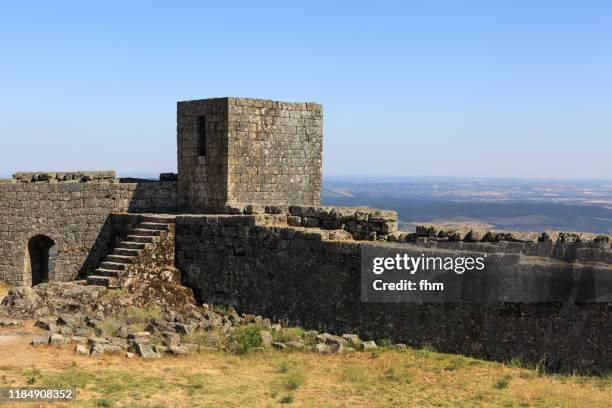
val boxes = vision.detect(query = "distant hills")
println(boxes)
[323,177,612,234]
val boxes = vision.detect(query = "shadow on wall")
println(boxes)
[78,180,179,280]
[78,215,115,280]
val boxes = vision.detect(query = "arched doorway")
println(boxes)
[28,235,56,286]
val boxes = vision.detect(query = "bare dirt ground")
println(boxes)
[1,324,611,408]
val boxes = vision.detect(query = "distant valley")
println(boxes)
[323,177,612,234]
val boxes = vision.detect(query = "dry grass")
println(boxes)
[0,335,611,408]
[0,280,10,300]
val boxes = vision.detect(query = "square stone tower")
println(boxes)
[177,97,322,212]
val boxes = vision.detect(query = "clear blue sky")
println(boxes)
[1,1,610,179]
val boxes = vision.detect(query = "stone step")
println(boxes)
[112,248,143,257]
[140,222,172,231]
[94,268,120,278]
[131,228,162,237]
[87,275,117,287]
[139,215,176,224]
[120,241,148,250]
[106,254,137,264]
[126,235,156,243]
[100,261,128,271]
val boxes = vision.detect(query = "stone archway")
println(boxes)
[27,235,56,286]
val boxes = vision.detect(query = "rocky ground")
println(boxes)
[0,276,389,360]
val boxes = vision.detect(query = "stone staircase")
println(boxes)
[87,216,175,287]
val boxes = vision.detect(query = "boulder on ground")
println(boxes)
[313,343,329,354]
[31,333,51,346]
[35,317,58,332]
[174,323,194,335]
[304,330,318,343]
[75,344,89,355]
[91,344,122,356]
[135,343,161,359]
[324,335,347,347]
[360,340,377,351]
[341,334,360,345]
[0,318,23,327]
[315,333,332,344]
[286,341,304,349]
[162,331,180,347]
[49,333,67,346]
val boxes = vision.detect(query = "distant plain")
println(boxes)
[323,177,612,234]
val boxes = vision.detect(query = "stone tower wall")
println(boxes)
[176,97,322,212]
[226,98,322,206]
[177,98,229,212]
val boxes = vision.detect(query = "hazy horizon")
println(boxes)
[2,171,611,184]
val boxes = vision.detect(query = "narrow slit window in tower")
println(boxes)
[197,115,207,157]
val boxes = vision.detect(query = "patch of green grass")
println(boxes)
[445,357,466,371]
[184,375,205,396]
[96,399,113,407]
[507,357,523,368]
[278,361,291,373]
[380,367,413,384]
[283,372,305,390]
[232,323,265,354]
[381,367,400,381]
[534,358,548,377]
[181,331,221,348]
[494,374,512,390]
[280,394,295,404]
[98,318,121,336]
[24,368,42,385]
[378,338,394,347]
[416,344,438,359]
[273,327,305,343]
[37,369,170,400]
[39,369,96,388]
[105,288,128,299]
[590,374,612,390]
[122,307,162,324]
[212,304,232,315]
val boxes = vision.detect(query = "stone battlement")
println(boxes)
[12,171,117,183]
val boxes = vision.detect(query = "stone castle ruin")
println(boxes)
[1,97,611,372]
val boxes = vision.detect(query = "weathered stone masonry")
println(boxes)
[177,97,322,212]
[175,213,612,373]
[0,172,177,286]
[1,97,612,373]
